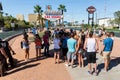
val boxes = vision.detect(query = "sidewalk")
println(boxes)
[0,34,72,80]
[64,37,120,80]
[65,54,120,80]
[1,34,120,80]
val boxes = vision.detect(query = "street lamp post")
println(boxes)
[11,21,15,31]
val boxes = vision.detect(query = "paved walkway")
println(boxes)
[1,33,120,80]
[65,37,120,80]
[1,34,72,80]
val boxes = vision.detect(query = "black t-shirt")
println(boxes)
[0,41,9,48]
[0,41,10,54]
[0,44,2,48]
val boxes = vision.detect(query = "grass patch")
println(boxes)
[0,31,22,39]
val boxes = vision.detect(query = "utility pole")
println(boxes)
[95,12,97,26]
[104,0,107,27]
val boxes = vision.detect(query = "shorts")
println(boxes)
[62,48,68,56]
[78,49,84,54]
[54,49,61,53]
[67,52,76,60]
[23,46,29,49]
[103,51,111,61]
[35,46,41,49]
[87,52,96,63]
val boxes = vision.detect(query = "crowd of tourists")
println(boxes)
[51,28,114,76]
[0,27,114,76]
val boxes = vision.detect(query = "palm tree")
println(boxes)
[5,13,8,16]
[58,4,67,26]
[0,2,3,11]
[34,5,43,27]
[0,2,3,28]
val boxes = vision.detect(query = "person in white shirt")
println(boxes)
[84,31,99,76]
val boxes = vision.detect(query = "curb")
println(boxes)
[3,32,23,41]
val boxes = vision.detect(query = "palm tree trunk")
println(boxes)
[38,14,41,27]
[62,18,64,26]
[59,19,60,25]
[62,10,64,26]
[41,17,43,28]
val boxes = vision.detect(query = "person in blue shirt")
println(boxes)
[32,28,38,35]
[61,33,69,62]
[101,32,113,72]
[65,33,77,68]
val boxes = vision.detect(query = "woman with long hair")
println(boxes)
[77,30,85,68]
[53,34,61,64]
[34,34,42,59]
[22,37,30,61]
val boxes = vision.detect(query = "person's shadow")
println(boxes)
[109,57,120,70]
[7,54,47,75]
[97,57,120,75]
[7,63,40,75]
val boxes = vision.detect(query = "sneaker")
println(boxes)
[71,65,74,68]
[25,59,27,61]
[25,59,30,61]
[78,65,81,68]
[77,65,81,68]
[88,71,92,75]
[55,62,59,64]
[103,69,108,73]
[65,64,70,67]
[71,65,77,68]
[94,71,98,76]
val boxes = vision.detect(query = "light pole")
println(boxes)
[11,22,15,31]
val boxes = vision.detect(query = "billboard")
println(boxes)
[43,11,63,21]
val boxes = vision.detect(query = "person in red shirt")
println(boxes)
[43,31,50,57]
[34,34,42,59]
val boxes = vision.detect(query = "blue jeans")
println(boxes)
[44,44,49,56]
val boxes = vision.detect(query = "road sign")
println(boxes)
[87,6,96,14]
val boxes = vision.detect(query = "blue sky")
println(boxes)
[1,0,120,23]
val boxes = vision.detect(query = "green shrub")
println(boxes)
[4,22,11,29]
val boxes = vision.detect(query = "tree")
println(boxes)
[114,11,120,27]
[0,2,3,28]
[58,4,67,26]
[108,19,115,27]
[3,15,17,29]
[0,2,3,11]
[5,13,8,16]
[0,12,4,27]
[34,5,43,27]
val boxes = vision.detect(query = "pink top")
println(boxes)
[35,38,42,46]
